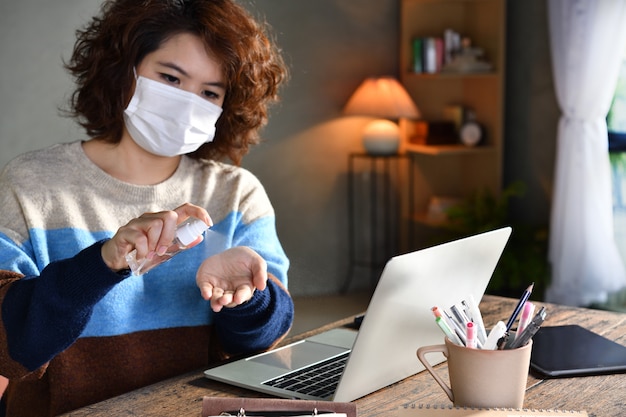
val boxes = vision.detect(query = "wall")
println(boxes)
[0,0,102,163]
[243,1,401,295]
[0,0,558,297]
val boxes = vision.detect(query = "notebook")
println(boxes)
[530,324,626,377]
[204,227,512,402]
[201,396,357,417]
[398,403,588,416]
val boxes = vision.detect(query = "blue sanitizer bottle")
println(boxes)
[125,217,210,275]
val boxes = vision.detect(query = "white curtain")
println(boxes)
[547,0,626,306]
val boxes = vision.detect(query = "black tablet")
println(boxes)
[530,325,626,378]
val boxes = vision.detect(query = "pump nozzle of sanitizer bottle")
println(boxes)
[125,217,210,275]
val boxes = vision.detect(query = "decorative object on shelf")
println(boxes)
[443,105,465,131]
[459,120,483,147]
[458,109,484,147]
[344,76,420,155]
[442,37,492,74]
[409,121,457,146]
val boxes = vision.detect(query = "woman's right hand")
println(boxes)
[100,202,212,272]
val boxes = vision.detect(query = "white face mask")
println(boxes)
[123,76,223,157]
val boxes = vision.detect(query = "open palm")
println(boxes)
[196,246,268,312]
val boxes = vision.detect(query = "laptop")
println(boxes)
[204,227,512,402]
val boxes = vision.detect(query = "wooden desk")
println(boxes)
[61,296,626,417]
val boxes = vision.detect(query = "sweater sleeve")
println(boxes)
[0,240,127,377]
[209,168,294,355]
[213,274,294,356]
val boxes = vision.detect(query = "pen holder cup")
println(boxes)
[417,337,532,409]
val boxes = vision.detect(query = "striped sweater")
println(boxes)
[0,141,294,416]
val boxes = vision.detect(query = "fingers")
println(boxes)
[250,257,268,291]
[198,281,214,301]
[130,210,177,259]
[209,286,255,313]
[173,202,213,229]
[134,203,211,258]
[210,288,232,313]
[101,203,211,272]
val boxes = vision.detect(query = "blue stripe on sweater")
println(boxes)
[1,213,289,338]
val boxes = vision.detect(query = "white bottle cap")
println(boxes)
[176,218,209,246]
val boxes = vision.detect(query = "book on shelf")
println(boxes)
[413,37,443,74]
[411,29,459,74]
[410,29,492,75]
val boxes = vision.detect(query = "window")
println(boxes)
[609,43,626,296]
[608,44,626,152]
[609,44,626,212]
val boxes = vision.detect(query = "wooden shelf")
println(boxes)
[404,143,496,156]
[404,71,500,79]
[399,0,506,250]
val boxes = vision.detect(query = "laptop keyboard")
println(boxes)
[262,351,350,398]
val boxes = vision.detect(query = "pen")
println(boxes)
[435,316,463,345]
[505,282,534,332]
[462,295,487,344]
[509,306,546,349]
[466,322,477,348]
[443,309,468,345]
[450,304,471,327]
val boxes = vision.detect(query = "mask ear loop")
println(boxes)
[124,68,140,111]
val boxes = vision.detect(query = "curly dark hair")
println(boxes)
[64,0,287,164]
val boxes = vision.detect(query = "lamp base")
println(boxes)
[362,119,400,155]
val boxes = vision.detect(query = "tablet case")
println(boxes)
[530,325,626,377]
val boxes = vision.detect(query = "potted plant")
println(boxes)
[441,181,550,298]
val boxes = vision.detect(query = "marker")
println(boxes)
[431,306,443,319]
[466,322,477,348]
[462,295,487,344]
[433,306,463,345]
[435,316,463,345]
[432,307,457,335]
[505,283,534,332]
[515,301,535,341]
[483,321,506,350]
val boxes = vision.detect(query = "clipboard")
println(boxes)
[202,397,357,417]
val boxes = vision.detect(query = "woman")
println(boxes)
[0,0,294,415]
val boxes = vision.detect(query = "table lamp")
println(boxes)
[343,76,420,155]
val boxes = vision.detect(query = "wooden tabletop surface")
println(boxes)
[61,295,626,417]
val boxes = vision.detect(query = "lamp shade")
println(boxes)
[344,77,420,155]
[343,76,420,119]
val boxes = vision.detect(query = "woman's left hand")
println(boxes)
[196,246,268,312]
